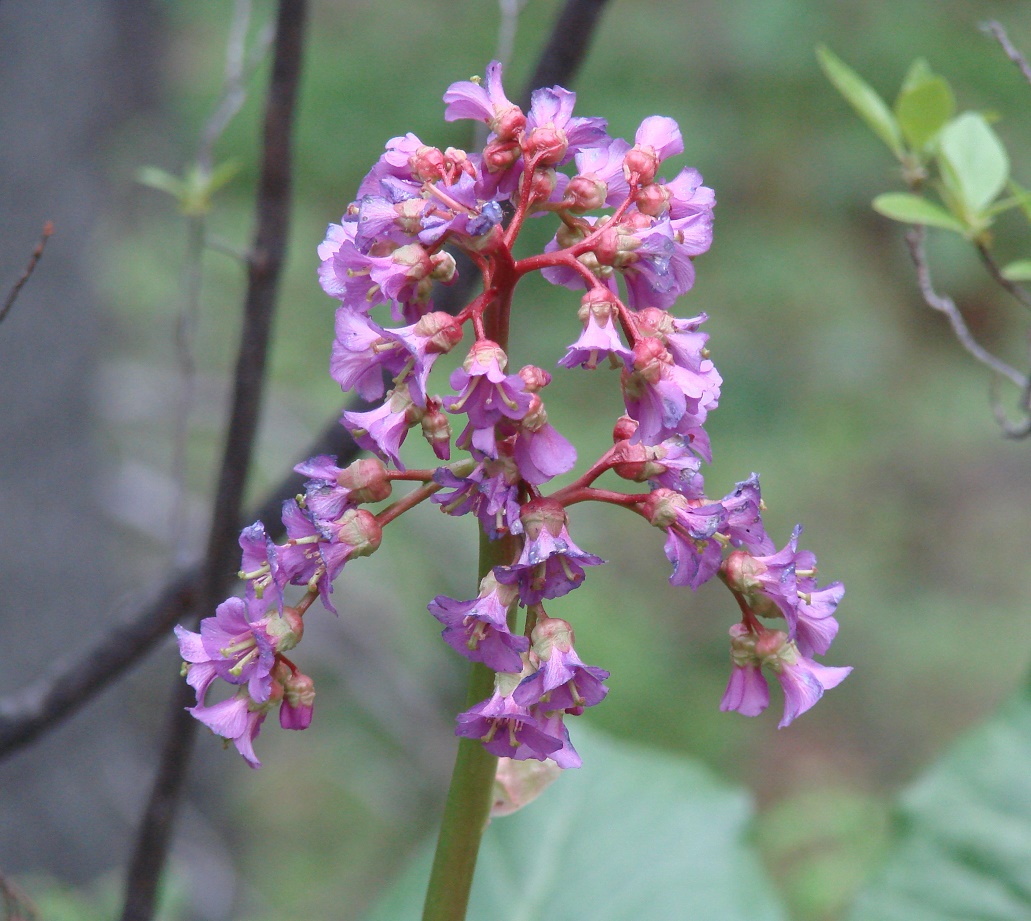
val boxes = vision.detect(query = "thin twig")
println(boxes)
[119,3,308,919]
[0,871,38,921]
[981,20,1031,89]
[906,227,1027,388]
[0,222,53,325]
[975,240,1031,311]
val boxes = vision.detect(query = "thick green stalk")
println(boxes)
[421,530,518,921]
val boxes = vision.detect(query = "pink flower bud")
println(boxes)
[518,365,552,392]
[623,146,659,186]
[635,182,672,216]
[421,401,452,460]
[612,415,639,442]
[280,670,316,730]
[523,125,568,166]
[335,508,383,558]
[337,458,392,504]
[641,487,687,529]
[429,251,457,283]
[483,138,521,173]
[565,175,608,212]
[521,167,558,205]
[414,311,464,354]
[411,145,447,182]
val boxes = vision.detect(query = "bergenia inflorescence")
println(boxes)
[176,62,850,769]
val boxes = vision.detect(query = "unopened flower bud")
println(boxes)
[522,167,557,205]
[635,182,671,216]
[642,487,687,529]
[523,125,568,166]
[529,615,575,658]
[280,670,316,730]
[336,508,383,558]
[612,415,639,442]
[421,402,452,460]
[411,145,447,182]
[518,365,551,392]
[483,138,521,173]
[429,251,457,283]
[337,458,392,504]
[623,146,660,186]
[415,311,464,354]
[565,175,608,212]
[265,605,305,653]
[555,222,586,250]
[521,394,548,432]
[612,440,664,482]
[492,105,526,143]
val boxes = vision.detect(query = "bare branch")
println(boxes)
[0,221,53,325]
[975,240,1031,312]
[981,20,1031,89]
[520,0,612,107]
[906,227,1027,388]
[120,3,309,919]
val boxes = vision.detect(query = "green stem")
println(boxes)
[421,530,518,921]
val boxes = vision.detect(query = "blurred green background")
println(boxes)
[9,1,1031,919]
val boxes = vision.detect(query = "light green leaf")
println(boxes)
[872,193,965,233]
[136,166,187,200]
[1001,259,1031,282]
[900,59,933,93]
[1008,179,1031,225]
[848,678,1031,920]
[363,728,786,921]
[937,112,1010,216]
[817,45,903,158]
[895,76,954,152]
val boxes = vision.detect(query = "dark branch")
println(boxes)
[0,221,53,325]
[119,3,308,920]
[520,0,611,106]
[975,241,1031,312]
[981,20,1031,89]
[0,418,357,761]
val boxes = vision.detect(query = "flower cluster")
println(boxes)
[175,62,849,769]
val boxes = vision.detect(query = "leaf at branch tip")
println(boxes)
[817,45,904,158]
[894,73,955,153]
[937,112,1010,217]
[1000,259,1031,282]
[136,166,187,200]
[872,193,965,233]
[1008,179,1031,225]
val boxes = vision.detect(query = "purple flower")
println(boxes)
[456,671,564,762]
[511,395,577,485]
[513,617,609,713]
[443,61,525,141]
[279,667,316,730]
[793,556,844,657]
[721,525,805,626]
[445,340,532,456]
[719,624,770,717]
[428,574,528,673]
[718,474,775,555]
[644,488,727,590]
[237,521,281,607]
[523,85,609,167]
[189,691,269,769]
[558,290,632,371]
[494,498,604,604]
[432,451,523,539]
[340,384,421,469]
[379,310,464,406]
[329,309,407,402]
[175,595,302,704]
[765,638,852,728]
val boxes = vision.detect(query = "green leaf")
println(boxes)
[136,166,187,200]
[363,728,786,921]
[895,76,955,153]
[937,112,1010,217]
[900,59,933,93]
[817,45,903,158]
[847,679,1031,920]
[1001,259,1031,282]
[872,193,965,233]
[1008,179,1031,225]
